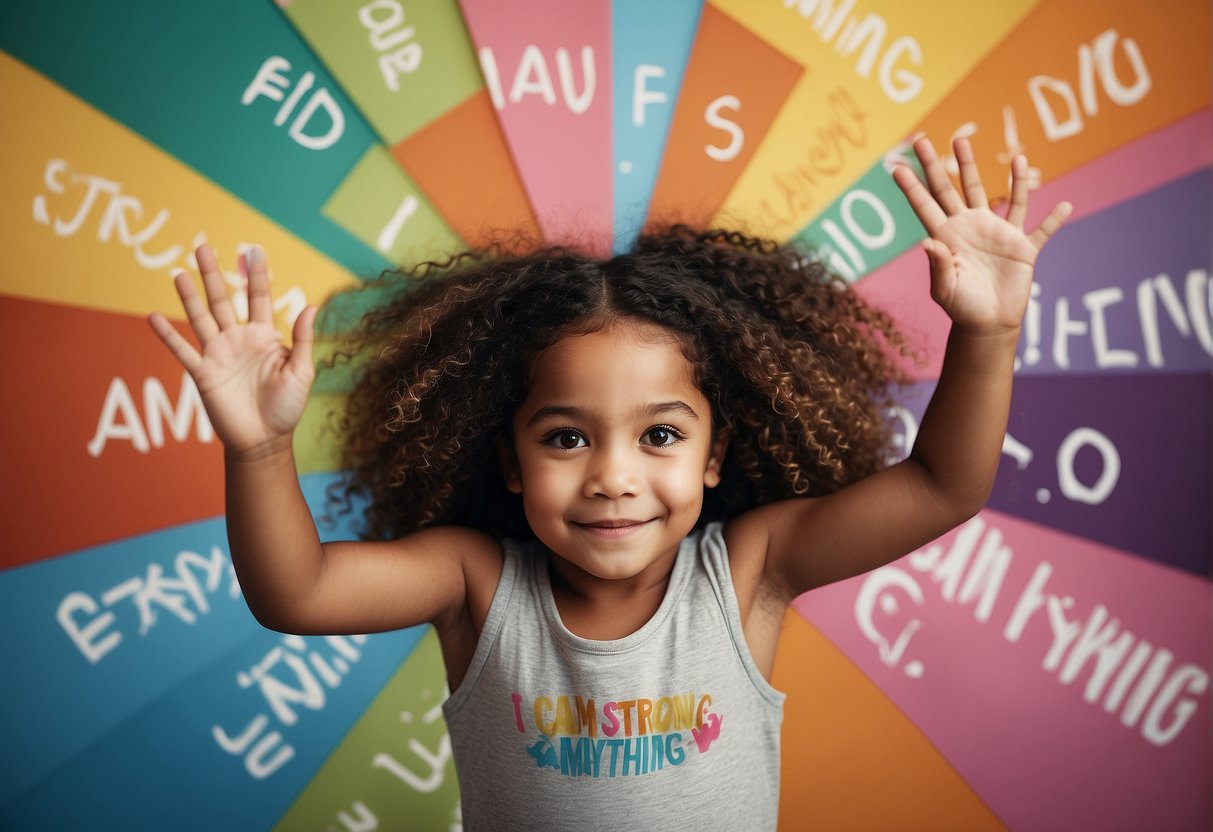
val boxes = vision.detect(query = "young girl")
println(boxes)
[149,138,1069,830]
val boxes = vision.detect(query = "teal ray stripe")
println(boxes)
[0,0,392,277]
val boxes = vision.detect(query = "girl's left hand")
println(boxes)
[892,136,1072,336]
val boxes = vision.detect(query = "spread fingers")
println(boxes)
[915,137,966,216]
[196,244,238,330]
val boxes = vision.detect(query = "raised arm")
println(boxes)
[148,245,486,635]
[744,137,1071,596]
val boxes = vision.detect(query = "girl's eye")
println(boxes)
[641,425,683,447]
[546,430,587,450]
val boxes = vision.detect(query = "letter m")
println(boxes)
[144,372,214,448]
[559,737,588,776]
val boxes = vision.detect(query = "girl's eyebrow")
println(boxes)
[646,401,702,421]
[525,401,701,427]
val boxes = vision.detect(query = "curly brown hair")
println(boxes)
[324,226,912,541]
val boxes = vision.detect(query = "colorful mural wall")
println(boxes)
[1,1,1209,829]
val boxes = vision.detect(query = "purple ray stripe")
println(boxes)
[991,372,1211,576]
[1024,169,1213,375]
[892,372,1211,576]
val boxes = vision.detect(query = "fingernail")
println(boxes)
[247,245,262,267]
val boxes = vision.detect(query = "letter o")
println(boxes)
[653,697,674,732]
[841,189,895,249]
[1057,427,1120,505]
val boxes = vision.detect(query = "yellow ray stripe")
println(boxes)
[712,0,1038,239]
[1,51,355,324]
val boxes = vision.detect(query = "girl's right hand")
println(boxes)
[148,244,318,460]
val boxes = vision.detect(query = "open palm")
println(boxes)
[892,137,1071,335]
[148,245,317,458]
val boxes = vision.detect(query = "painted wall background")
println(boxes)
[0,1,1209,829]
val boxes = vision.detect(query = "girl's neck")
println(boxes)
[546,547,678,640]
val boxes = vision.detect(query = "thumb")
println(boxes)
[922,237,957,306]
[286,305,318,380]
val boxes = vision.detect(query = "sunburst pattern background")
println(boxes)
[1,1,1210,829]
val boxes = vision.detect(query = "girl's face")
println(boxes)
[504,321,726,585]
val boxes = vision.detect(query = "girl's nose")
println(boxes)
[583,445,638,499]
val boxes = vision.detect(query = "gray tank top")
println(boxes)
[443,522,785,831]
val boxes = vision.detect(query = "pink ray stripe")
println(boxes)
[794,509,1211,832]
[459,0,613,255]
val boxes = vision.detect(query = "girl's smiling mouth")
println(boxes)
[572,518,656,538]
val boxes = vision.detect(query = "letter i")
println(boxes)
[275,72,315,127]
[479,48,506,109]
[1021,282,1042,368]
[511,692,526,732]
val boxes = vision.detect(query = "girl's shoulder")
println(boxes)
[405,525,504,692]
[720,504,806,679]
[722,500,814,604]
[721,503,777,568]
[722,510,769,594]
[460,527,507,614]
[367,523,505,634]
